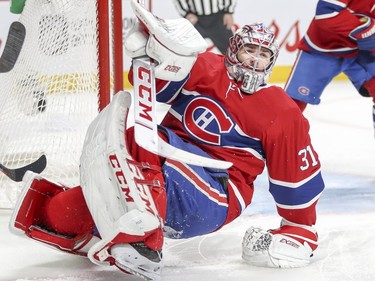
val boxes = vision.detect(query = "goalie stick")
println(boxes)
[133,57,233,169]
[130,0,232,169]
[0,154,47,182]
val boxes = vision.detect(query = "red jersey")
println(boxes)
[130,52,324,227]
[300,0,375,57]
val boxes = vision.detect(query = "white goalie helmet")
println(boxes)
[225,23,279,94]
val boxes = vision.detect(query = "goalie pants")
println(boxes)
[158,127,229,239]
[44,126,229,241]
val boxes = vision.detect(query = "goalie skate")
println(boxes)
[111,242,162,281]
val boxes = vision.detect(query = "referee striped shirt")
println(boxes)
[174,0,237,16]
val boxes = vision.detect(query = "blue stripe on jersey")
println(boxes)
[269,172,325,206]
[221,126,264,157]
[156,75,189,103]
[316,0,345,18]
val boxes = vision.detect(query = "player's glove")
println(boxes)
[242,220,318,268]
[350,15,375,51]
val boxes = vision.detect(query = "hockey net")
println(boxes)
[0,0,123,208]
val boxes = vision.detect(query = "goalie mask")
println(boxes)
[225,23,279,94]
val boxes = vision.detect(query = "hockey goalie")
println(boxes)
[9,1,325,280]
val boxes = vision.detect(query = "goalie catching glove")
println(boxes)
[242,219,318,268]
[125,0,207,81]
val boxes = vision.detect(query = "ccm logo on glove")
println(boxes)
[164,65,181,73]
[279,238,300,249]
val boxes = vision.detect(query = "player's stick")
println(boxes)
[0,21,25,73]
[0,154,47,182]
[133,57,232,169]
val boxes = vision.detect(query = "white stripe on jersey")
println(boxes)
[166,160,229,207]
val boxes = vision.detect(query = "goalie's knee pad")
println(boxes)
[9,172,98,256]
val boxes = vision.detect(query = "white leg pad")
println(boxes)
[80,91,161,241]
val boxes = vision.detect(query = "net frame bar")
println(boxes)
[112,0,124,95]
[97,0,124,110]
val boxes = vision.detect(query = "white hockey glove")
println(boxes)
[145,34,199,81]
[242,220,318,268]
[129,0,207,81]
[124,21,199,81]
[124,22,148,58]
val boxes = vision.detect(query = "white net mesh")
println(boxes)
[0,0,100,208]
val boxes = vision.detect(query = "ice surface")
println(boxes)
[1,80,374,281]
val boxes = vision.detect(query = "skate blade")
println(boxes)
[114,260,161,281]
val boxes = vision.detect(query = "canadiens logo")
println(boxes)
[298,86,310,96]
[183,96,234,145]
